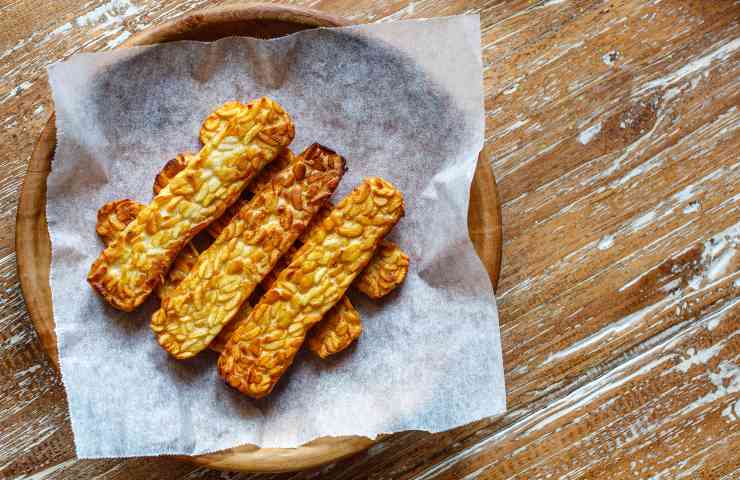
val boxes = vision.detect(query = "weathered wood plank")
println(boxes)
[1,0,738,478]
[407,297,740,479]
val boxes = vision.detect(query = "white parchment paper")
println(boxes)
[46,15,505,458]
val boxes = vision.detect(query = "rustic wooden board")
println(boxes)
[11,2,503,475]
[1,0,738,479]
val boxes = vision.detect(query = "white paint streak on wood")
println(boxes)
[73,0,142,29]
[14,364,42,379]
[672,360,739,419]
[596,112,666,182]
[578,122,602,145]
[377,1,417,22]
[105,30,131,49]
[619,268,653,293]
[635,37,740,95]
[488,119,530,144]
[423,301,738,478]
[0,35,37,60]
[541,300,668,366]
[630,210,657,232]
[688,222,740,291]
[502,82,519,95]
[672,333,737,375]
[597,234,615,250]
[13,459,76,480]
[540,0,566,6]
[0,81,33,104]
[497,138,565,179]
[43,22,74,43]
[1,413,61,456]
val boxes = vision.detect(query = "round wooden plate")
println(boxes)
[15,3,502,473]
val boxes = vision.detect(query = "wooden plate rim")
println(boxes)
[14,3,502,473]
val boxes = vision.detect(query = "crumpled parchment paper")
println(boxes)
[46,14,506,458]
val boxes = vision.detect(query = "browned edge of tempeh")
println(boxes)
[151,143,345,359]
[218,177,404,398]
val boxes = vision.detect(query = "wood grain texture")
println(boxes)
[2,0,738,478]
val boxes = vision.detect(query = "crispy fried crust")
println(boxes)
[151,144,345,359]
[354,240,409,298]
[95,200,200,300]
[87,98,294,311]
[205,149,297,239]
[95,199,141,245]
[156,243,200,299]
[218,177,404,398]
[200,108,227,146]
[306,296,362,358]
[298,204,333,243]
[153,150,296,239]
[211,205,408,359]
[206,242,299,353]
[208,302,252,353]
[260,244,299,292]
[205,201,245,242]
[248,148,296,195]
[152,153,193,196]
[149,148,298,353]
[300,206,408,297]
[155,129,406,358]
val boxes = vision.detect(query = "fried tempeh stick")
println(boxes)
[151,144,345,359]
[88,98,294,311]
[95,199,141,245]
[218,178,404,398]
[306,296,362,359]
[95,199,252,344]
[112,153,407,358]
[208,303,252,353]
[95,199,200,299]
[153,150,297,239]
[252,225,365,359]
[152,150,366,358]
[227,202,407,357]
[152,145,407,356]
[354,240,409,298]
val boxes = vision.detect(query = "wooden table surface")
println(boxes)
[1,0,738,478]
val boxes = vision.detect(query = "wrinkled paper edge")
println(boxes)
[45,14,505,458]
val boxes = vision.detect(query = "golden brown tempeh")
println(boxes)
[152,153,194,197]
[354,240,409,298]
[88,98,294,311]
[210,204,407,358]
[151,144,345,359]
[208,302,252,353]
[306,296,362,359]
[151,124,407,357]
[152,149,297,239]
[155,243,200,300]
[149,148,369,358]
[95,199,141,245]
[207,149,297,239]
[107,154,408,358]
[199,111,297,193]
[207,243,299,352]
[98,153,279,346]
[218,177,404,398]
[94,199,200,300]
